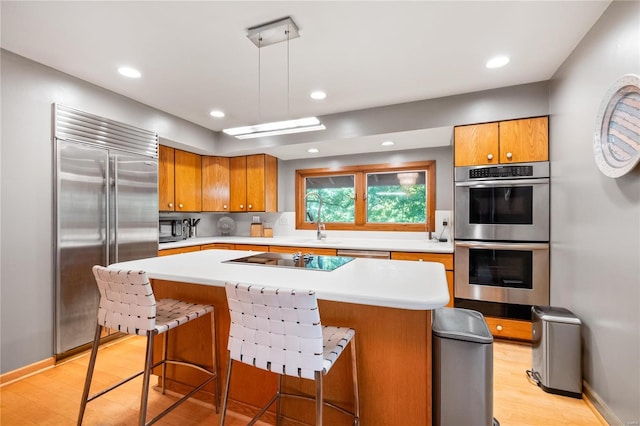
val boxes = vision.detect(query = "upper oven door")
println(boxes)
[455,178,549,241]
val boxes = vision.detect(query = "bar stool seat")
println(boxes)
[78,265,220,426]
[220,282,360,425]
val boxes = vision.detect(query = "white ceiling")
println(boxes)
[1,1,609,157]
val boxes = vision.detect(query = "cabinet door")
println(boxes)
[229,156,247,212]
[158,145,175,211]
[202,156,230,212]
[246,154,266,212]
[158,245,201,256]
[174,149,202,211]
[499,117,549,163]
[454,122,499,166]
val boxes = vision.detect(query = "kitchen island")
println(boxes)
[110,249,449,425]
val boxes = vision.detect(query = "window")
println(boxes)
[296,161,435,232]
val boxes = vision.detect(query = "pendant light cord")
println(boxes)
[286,25,290,117]
[258,35,262,122]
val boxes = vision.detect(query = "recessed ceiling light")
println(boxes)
[118,66,141,78]
[209,110,225,118]
[310,91,327,100]
[307,148,319,153]
[486,56,510,69]
[381,140,395,146]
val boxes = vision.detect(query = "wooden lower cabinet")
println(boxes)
[158,246,201,256]
[233,244,269,252]
[201,243,235,250]
[269,245,337,256]
[484,316,532,341]
[391,252,454,308]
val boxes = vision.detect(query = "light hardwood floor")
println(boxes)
[0,336,604,425]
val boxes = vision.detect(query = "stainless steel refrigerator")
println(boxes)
[54,104,158,357]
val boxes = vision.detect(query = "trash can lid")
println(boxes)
[432,307,493,344]
[532,306,582,325]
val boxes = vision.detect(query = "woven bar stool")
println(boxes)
[220,282,360,426]
[78,265,220,426]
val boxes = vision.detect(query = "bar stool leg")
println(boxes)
[219,355,234,426]
[77,324,103,425]
[315,371,323,425]
[350,336,360,425]
[161,332,168,395]
[139,330,155,426]
[210,309,220,413]
[275,374,283,426]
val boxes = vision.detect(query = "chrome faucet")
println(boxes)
[304,192,326,240]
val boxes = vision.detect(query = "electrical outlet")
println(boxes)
[279,216,289,225]
[442,217,449,226]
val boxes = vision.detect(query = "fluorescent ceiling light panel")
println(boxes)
[223,117,325,139]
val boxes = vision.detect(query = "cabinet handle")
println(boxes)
[248,204,253,209]
[496,325,503,331]
[240,204,244,209]
[179,203,183,209]
[487,154,494,160]
[506,152,513,160]
[168,203,173,208]
[223,204,227,210]
[418,259,424,262]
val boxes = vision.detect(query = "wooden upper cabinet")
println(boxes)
[230,154,278,212]
[454,122,499,166]
[454,117,549,166]
[174,149,202,212]
[158,145,175,211]
[229,156,248,212]
[499,117,548,163]
[202,156,230,212]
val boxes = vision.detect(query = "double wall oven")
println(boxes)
[454,162,550,320]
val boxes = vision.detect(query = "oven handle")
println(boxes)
[455,241,549,250]
[455,178,549,187]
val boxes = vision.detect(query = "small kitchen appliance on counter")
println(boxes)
[530,305,582,398]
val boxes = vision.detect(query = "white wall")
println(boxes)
[0,50,215,373]
[549,1,640,424]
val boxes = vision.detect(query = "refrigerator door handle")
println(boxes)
[113,156,118,263]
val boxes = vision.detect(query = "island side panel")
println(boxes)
[151,279,433,425]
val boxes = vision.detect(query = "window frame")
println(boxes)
[295,160,436,232]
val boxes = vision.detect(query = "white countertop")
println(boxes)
[110,249,450,311]
[159,235,454,253]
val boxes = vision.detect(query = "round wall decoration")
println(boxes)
[593,74,640,178]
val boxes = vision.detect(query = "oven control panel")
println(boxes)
[469,165,533,179]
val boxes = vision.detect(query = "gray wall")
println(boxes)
[549,1,640,424]
[0,50,215,373]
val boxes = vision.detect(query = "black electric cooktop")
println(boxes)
[224,252,354,272]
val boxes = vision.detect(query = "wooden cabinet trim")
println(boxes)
[484,316,532,341]
[391,252,453,270]
[269,245,337,256]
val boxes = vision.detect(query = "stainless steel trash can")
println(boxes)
[531,305,582,398]
[433,307,495,426]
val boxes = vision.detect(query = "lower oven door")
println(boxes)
[455,241,549,306]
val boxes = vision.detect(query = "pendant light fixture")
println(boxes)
[223,17,326,139]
